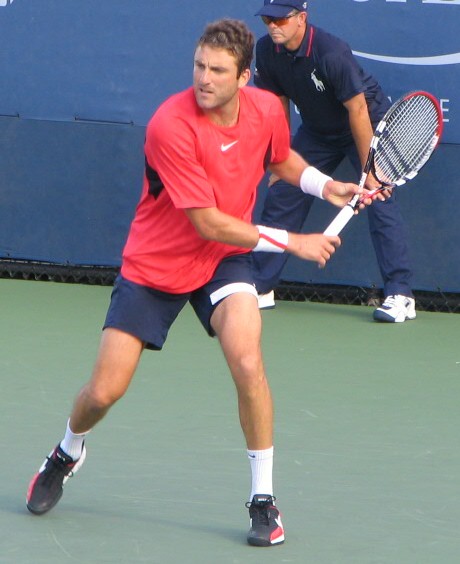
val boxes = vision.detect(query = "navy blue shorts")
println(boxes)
[103,254,257,350]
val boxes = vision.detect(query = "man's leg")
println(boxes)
[26,328,143,515]
[70,328,144,433]
[346,145,415,322]
[210,292,284,547]
[367,199,416,322]
[367,196,414,297]
[211,293,271,449]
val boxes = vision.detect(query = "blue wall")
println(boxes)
[0,0,459,292]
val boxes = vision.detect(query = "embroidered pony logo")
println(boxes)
[311,69,325,92]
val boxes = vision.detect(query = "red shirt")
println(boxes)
[121,86,290,293]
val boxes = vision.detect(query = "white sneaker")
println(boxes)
[373,295,416,323]
[258,290,276,310]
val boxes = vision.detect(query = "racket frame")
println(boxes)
[323,91,443,237]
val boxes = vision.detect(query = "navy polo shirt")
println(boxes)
[254,25,390,137]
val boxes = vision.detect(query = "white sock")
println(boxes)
[59,419,90,461]
[247,446,274,502]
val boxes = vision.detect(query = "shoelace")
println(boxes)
[41,452,75,485]
[251,505,269,526]
[382,297,398,308]
[246,496,276,526]
[382,295,406,308]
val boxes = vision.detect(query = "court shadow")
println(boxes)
[13,500,248,546]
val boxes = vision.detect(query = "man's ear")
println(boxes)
[238,68,251,88]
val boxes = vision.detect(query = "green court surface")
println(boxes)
[1,278,459,564]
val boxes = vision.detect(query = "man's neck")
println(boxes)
[206,97,240,128]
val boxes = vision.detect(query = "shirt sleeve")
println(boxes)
[145,109,216,210]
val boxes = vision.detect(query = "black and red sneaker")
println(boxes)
[246,494,285,547]
[26,444,86,515]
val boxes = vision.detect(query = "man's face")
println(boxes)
[263,12,304,49]
[193,45,243,111]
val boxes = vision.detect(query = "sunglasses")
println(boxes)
[261,13,297,26]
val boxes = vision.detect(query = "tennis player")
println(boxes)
[253,0,416,323]
[26,19,368,547]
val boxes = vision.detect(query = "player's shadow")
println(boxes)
[14,500,247,546]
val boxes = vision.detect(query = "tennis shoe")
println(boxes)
[26,444,86,515]
[246,494,285,547]
[258,290,276,310]
[373,294,416,323]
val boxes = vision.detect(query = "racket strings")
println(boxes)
[374,95,440,185]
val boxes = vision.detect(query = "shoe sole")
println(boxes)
[373,311,416,323]
[247,535,285,547]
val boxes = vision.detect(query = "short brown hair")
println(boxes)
[197,19,254,77]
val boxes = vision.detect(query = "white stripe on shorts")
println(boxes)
[210,282,258,306]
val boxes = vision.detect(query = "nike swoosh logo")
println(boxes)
[221,140,238,152]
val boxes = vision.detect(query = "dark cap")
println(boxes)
[255,0,308,18]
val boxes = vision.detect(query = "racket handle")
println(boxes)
[323,204,355,236]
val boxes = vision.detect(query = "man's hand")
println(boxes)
[323,179,386,212]
[364,171,392,201]
[287,232,341,268]
[322,180,363,208]
[268,173,280,188]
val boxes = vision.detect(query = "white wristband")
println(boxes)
[300,166,332,200]
[253,225,288,253]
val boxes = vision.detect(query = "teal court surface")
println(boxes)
[1,278,459,564]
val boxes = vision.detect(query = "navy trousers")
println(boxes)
[253,125,413,297]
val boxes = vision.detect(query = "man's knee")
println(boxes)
[231,352,266,392]
[79,381,125,412]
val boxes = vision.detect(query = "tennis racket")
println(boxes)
[323,90,443,237]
